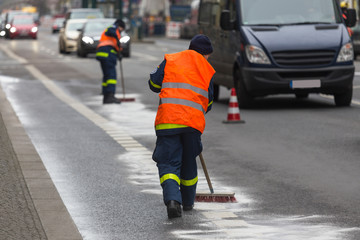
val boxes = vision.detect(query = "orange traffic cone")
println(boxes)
[223,88,245,124]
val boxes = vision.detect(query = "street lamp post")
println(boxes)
[118,0,123,19]
[82,0,88,8]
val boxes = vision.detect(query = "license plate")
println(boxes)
[290,80,321,89]
[20,31,28,36]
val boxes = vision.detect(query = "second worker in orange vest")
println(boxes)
[149,34,216,219]
[96,19,125,104]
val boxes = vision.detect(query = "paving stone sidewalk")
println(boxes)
[0,111,47,240]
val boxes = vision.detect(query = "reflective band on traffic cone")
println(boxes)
[223,88,245,124]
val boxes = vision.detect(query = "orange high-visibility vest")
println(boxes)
[97,27,121,52]
[155,50,215,133]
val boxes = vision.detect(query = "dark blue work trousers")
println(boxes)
[152,130,203,206]
[96,46,117,94]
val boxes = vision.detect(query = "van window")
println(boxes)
[240,0,342,25]
[227,0,236,23]
[199,0,221,27]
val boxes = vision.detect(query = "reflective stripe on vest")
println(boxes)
[180,176,198,186]
[155,123,188,130]
[160,98,205,114]
[155,50,215,133]
[162,82,208,98]
[160,173,180,185]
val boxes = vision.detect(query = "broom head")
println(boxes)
[195,192,237,203]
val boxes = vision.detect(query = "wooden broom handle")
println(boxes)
[199,153,214,194]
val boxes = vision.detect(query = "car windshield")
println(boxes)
[9,12,31,21]
[67,22,85,31]
[240,0,342,25]
[84,21,113,33]
[13,18,33,25]
[71,11,104,19]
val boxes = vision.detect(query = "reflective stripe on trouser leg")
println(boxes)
[153,135,183,205]
[180,131,202,206]
[99,56,117,94]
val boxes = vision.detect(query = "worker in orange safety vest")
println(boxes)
[148,34,216,219]
[96,19,125,104]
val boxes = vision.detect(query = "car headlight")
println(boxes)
[336,42,353,62]
[10,27,16,33]
[82,36,94,44]
[120,36,130,44]
[0,30,5,37]
[245,45,271,64]
[31,27,38,33]
[6,24,11,29]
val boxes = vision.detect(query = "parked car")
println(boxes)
[59,19,87,54]
[77,18,131,58]
[198,0,356,107]
[351,21,360,59]
[52,17,65,33]
[8,15,38,39]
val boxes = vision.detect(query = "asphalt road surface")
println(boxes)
[0,26,360,240]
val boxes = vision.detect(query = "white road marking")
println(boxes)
[202,211,238,219]
[131,51,159,61]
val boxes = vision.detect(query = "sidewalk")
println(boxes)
[0,84,82,240]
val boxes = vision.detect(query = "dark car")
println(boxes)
[351,21,360,59]
[52,17,65,33]
[198,0,356,107]
[77,18,131,58]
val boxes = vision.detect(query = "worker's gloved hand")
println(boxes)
[118,53,123,61]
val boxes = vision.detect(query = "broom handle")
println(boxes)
[119,59,126,98]
[199,153,214,194]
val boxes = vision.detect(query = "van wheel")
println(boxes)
[213,84,219,101]
[234,68,253,108]
[334,87,352,107]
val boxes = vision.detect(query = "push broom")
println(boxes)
[118,59,135,102]
[195,153,236,202]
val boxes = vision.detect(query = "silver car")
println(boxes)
[59,19,87,54]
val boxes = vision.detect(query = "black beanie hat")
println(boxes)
[114,19,125,29]
[188,34,213,55]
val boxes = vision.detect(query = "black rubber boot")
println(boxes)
[183,205,193,211]
[103,93,121,104]
[166,200,182,219]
